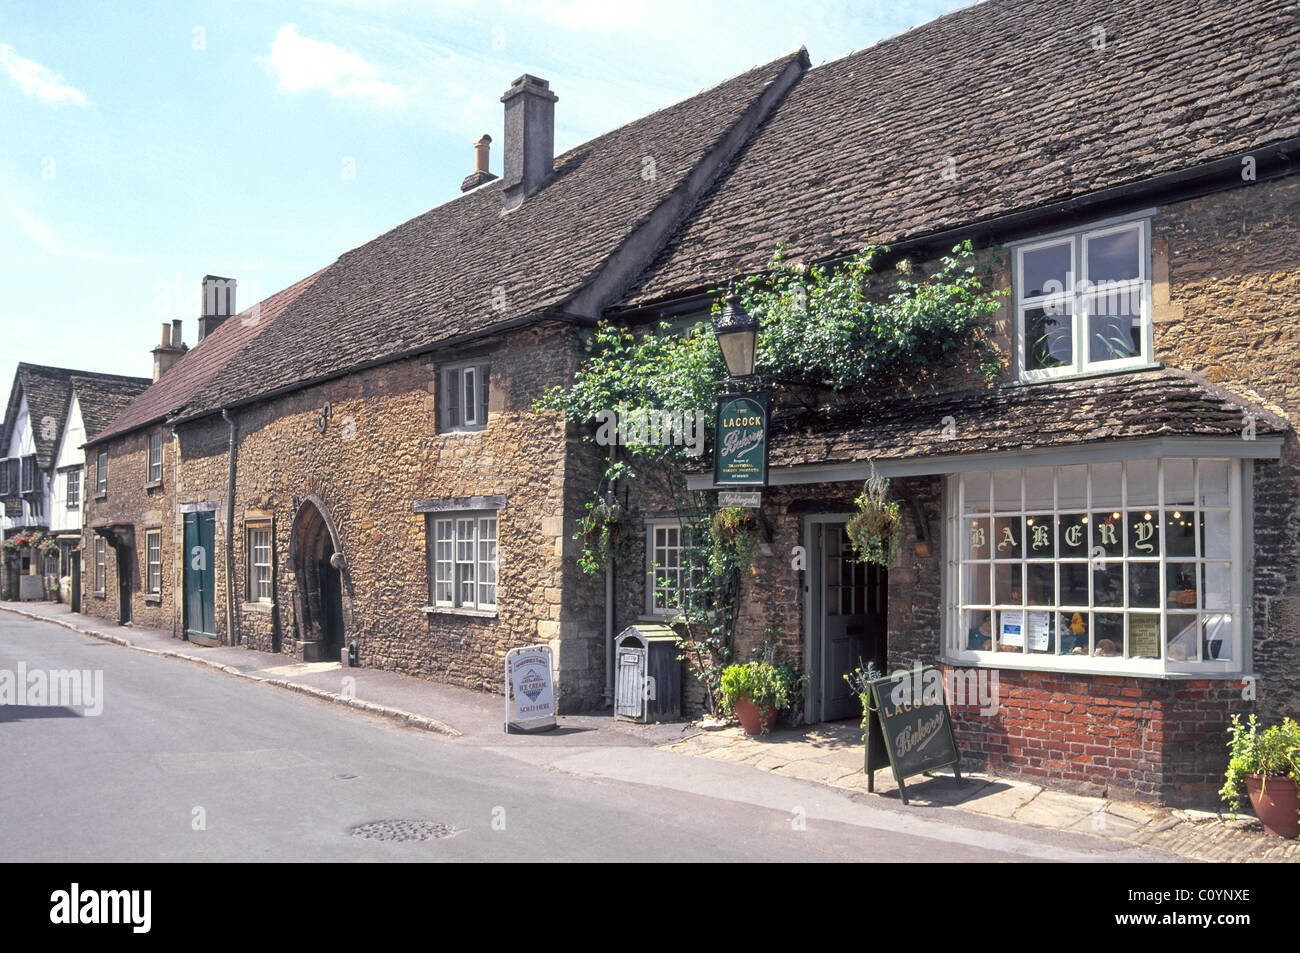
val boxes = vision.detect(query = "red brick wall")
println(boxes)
[945,665,1247,805]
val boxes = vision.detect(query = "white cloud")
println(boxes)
[261,23,411,107]
[0,44,89,107]
[538,0,651,34]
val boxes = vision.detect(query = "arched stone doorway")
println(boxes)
[290,496,350,663]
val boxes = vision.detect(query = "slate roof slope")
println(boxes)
[624,0,1300,305]
[88,269,324,446]
[2,365,152,467]
[70,375,153,441]
[181,52,806,420]
[766,369,1289,470]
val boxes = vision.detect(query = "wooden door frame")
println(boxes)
[802,512,855,724]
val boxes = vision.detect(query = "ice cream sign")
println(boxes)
[505,645,556,733]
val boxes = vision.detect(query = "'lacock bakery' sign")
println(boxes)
[713,392,769,487]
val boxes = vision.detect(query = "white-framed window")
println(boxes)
[96,451,108,495]
[645,519,703,616]
[94,537,106,593]
[65,467,81,508]
[247,523,272,602]
[1014,217,1152,381]
[145,530,162,594]
[440,361,491,432]
[147,432,163,483]
[946,458,1243,675]
[428,512,497,610]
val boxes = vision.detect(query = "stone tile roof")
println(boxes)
[624,0,1300,305]
[2,365,151,467]
[88,270,324,445]
[179,52,806,420]
[767,368,1289,470]
[70,375,152,441]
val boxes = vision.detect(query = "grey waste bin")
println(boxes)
[614,624,681,723]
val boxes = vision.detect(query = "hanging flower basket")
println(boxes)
[710,506,758,544]
[846,470,901,567]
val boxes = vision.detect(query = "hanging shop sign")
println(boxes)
[3,498,21,518]
[718,491,762,508]
[504,644,557,733]
[713,391,769,487]
[864,666,963,805]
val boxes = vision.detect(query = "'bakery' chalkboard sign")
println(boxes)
[865,666,963,805]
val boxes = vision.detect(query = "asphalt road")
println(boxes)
[0,614,1178,862]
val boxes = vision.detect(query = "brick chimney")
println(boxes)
[152,319,187,382]
[461,134,498,192]
[500,75,557,210]
[198,275,237,341]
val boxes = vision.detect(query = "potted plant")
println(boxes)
[719,653,805,736]
[846,469,901,567]
[1219,714,1300,838]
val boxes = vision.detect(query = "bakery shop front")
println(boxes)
[688,367,1288,805]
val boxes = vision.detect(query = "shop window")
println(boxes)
[439,361,491,432]
[247,523,273,602]
[427,512,497,611]
[145,530,162,594]
[1014,218,1152,381]
[947,458,1241,673]
[645,520,704,617]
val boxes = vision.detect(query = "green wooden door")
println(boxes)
[183,512,216,638]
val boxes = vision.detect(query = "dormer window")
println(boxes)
[1014,217,1153,381]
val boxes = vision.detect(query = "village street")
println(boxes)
[0,611,1181,863]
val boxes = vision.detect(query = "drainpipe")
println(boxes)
[222,409,237,646]
[603,442,615,706]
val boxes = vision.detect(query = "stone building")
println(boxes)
[77,0,1298,806]
[605,0,1300,804]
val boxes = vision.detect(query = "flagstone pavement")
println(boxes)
[662,721,1300,863]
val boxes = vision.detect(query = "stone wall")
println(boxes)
[80,426,179,633]
[199,322,606,711]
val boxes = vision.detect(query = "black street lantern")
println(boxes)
[713,282,758,380]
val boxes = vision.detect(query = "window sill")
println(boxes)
[940,650,1246,680]
[94,493,107,501]
[144,594,162,605]
[242,601,274,614]
[1007,361,1163,388]
[437,427,488,436]
[145,480,164,492]
[422,605,497,619]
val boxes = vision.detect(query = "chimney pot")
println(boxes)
[461,134,499,192]
[152,320,187,382]
[500,74,557,208]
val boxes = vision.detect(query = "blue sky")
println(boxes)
[0,0,970,395]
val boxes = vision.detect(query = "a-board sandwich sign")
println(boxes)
[864,665,963,805]
[504,644,557,733]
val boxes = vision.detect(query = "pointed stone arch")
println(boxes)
[289,494,352,662]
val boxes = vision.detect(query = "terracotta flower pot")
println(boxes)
[1245,773,1300,839]
[734,694,778,736]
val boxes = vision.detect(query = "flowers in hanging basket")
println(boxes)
[39,535,61,559]
[846,470,901,567]
[709,506,758,544]
[4,532,43,555]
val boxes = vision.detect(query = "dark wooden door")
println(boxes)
[818,523,888,721]
[115,545,132,624]
[183,512,216,639]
